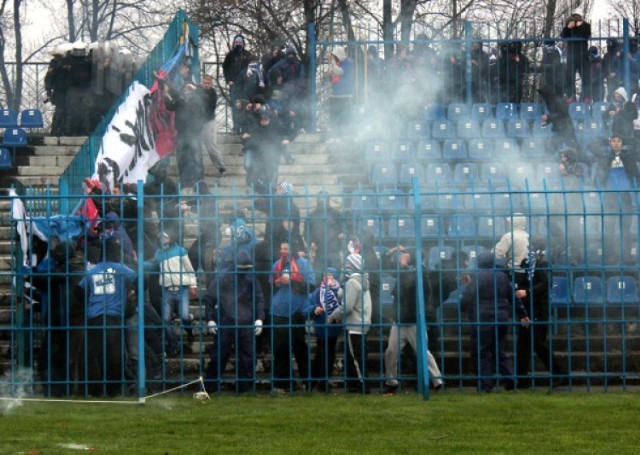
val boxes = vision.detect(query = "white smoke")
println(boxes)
[0,367,34,415]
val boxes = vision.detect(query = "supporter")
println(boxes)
[236,57,266,103]
[515,247,569,388]
[77,237,137,396]
[561,8,591,102]
[269,46,304,138]
[304,268,343,392]
[557,147,585,188]
[145,230,198,356]
[242,109,291,192]
[200,74,226,175]
[100,211,137,267]
[270,239,315,393]
[359,230,382,330]
[469,40,491,103]
[383,250,444,394]
[539,40,565,100]
[365,45,385,104]
[460,252,528,392]
[439,43,465,104]
[205,250,265,394]
[261,41,286,77]
[266,70,301,144]
[328,253,371,394]
[45,43,71,136]
[603,87,638,145]
[223,34,254,133]
[493,213,530,289]
[538,85,582,158]
[63,41,93,135]
[603,39,623,101]
[163,79,206,189]
[496,40,530,104]
[583,46,605,102]
[304,191,348,273]
[326,46,354,138]
[596,134,640,258]
[218,218,257,271]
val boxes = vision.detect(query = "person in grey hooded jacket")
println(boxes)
[328,253,371,393]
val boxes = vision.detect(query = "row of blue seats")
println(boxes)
[423,101,610,122]
[551,275,640,307]
[0,108,44,129]
[376,117,610,142]
[368,160,579,189]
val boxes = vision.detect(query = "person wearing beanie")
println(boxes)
[223,34,254,133]
[204,250,265,393]
[328,253,371,393]
[304,268,343,392]
[561,9,591,101]
[326,46,354,138]
[493,213,530,289]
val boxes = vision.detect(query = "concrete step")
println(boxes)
[28,155,75,167]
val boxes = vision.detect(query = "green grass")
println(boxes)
[1,391,640,453]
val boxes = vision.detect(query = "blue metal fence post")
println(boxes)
[412,178,430,399]
[623,18,630,95]
[464,21,473,105]
[309,22,317,133]
[136,180,146,401]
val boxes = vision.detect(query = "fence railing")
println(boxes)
[2,184,640,399]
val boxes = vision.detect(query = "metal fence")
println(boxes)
[2,183,640,399]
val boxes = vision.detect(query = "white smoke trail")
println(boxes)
[0,367,34,415]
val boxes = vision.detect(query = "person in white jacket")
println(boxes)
[493,213,530,289]
[328,253,371,393]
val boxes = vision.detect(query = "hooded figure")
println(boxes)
[460,252,527,392]
[493,213,529,286]
[223,34,255,132]
[538,85,583,158]
[605,87,638,142]
[328,253,372,393]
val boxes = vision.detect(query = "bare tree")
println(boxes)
[607,0,640,34]
[0,0,23,110]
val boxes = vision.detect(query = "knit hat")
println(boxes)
[236,250,253,269]
[331,46,347,62]
[345,253,363,272]
[572,8,583,17]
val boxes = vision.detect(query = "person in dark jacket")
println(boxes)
[223,34,254,133]
[460,252,529,392]
[561,9,591,101]
[305,191,348,274]
[204,250,265,393]
[164,81,207,188]
[538,85,582,158]
[45,44,71,136]
[604,87,639,146]
[515,249,569,388]
[304,268,343,392]
[383,251,443,394]
[496,41,530,104]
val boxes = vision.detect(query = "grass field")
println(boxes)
[1,391,640,453]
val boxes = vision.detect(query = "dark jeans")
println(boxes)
[517,320,566,385]
[272,314,310,391]
[470,309,514,392]
[205,326,255,393]
[87,315,124,397]
[312,335,338,391]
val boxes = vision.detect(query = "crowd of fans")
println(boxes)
[15,12,640,396]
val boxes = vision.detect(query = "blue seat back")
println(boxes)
[3,127,27,146]
[20,109,44,128]
[496,102,518,120]
[550,276,571,306]
[573,276,605,305]
[442,139,467,161]
[606,276,639,305]
[0,109,19,128]
[0,147,12,169]
[416,140,442,160]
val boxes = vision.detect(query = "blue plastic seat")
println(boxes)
[524,191,552,212]
[453,162,480,186]
[519,102,543,120]
[506,118,531,138]
[477,215,504,240]
[359,216,386,238]
[471,103,493,121]
[491,187,523,212]
[460,245,486,268]
[448,214,477,239]
[350,189,378,213]
[607,275,640,306]
[3,127,27,147]
[425,162,452,187]
[364,140,389,161]
[392,140,415,161]
[457,119,481,139]
[416,139,441,161]
[464,187,491,212]
[380,274,397,306]
[481,118,505,138]
[509,162,535,188]
[467,138,494,160]
[531,119,553,138]
[388,217,416,239]
[20,109,44,128]
[424,103,446,121]
[399,162,425,186]
[378,189,407,213]
[420,215,444,238]
[480,162,507,186]
[0,109,19,128]
[550,276,572,333]
[0,147,12,169]
[568,102,590,121]
[495,102,518,120]
[427,245,456,271]
[435,190,464,212]
[406,120,429,140]
[431,119,456,140]
[536,162,561,188]
[573,276,605,306]
[591,101,609,118]
[493,137,520,157]
[371,163,398,187]
[448,103,470,121]
[520,137,545,159]
[442,139,467,161]
[582,119,607,138]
